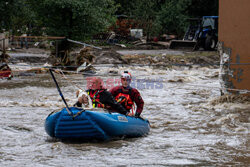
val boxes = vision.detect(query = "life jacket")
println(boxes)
[87,89,105,108]
[115,88,134,112]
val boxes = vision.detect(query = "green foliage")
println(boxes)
[0,0,218,39]
[127,0,162,41]
[114,0,133,16]
[0,0,35,34]
[32,0,117,40]
[157,0,218,36]
[115,0,218,37]
[0,0,116,40]
[157,0,191,36]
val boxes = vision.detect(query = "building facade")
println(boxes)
[219,0,250,95]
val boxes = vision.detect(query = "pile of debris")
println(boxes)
[122,51,219,67]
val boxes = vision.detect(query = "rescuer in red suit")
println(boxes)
[110,71,144,117]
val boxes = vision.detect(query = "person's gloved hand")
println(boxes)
[135,112,141,118]
[127,112,133,116]
[74,101,82,107]
[125,111,130,116]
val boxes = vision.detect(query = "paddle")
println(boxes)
[49,69,73,116]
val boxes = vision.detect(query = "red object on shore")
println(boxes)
[0,70,11,78]
[153,37,158,42]
[0,63,12,79]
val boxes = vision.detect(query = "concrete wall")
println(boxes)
[219,0,250,94]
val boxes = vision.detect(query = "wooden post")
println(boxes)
[3,38,5,54]
[56,40,58,57]
[25,36,28,49]
[21,37,23,48]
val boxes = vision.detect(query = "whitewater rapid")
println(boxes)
[0,63,249,166]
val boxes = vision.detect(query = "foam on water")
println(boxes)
[0,65,249,166]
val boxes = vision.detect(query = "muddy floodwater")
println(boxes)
[0,59,249,166]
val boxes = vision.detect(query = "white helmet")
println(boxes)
[121,71,132,80]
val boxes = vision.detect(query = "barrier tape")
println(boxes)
[1,64,250,93]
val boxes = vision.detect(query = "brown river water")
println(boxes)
[0,56,249,166]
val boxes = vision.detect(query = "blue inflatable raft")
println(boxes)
[45,107,150,140]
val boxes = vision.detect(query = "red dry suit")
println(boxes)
[110,86,144,116]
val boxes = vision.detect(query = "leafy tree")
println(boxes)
[31,0,117,40]
[0,0,35,34]
[114,0,133,15]
[156,0,191,37]
[0,1,11,31]
[114,0,191,39]
[0,0,218,40]
[128,0,162,41]
[157,0,218,37]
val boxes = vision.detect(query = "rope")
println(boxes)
[3,62,250,70]
[57,69,106,109]
[1,62,250,76]
[0,67,246,80]
[58,69,108,109]
[2,64,250,93]
[72,109,85,119]
[42,63,250,67]
[58,69,83,90]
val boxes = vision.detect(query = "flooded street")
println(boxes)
[0,59,249,166]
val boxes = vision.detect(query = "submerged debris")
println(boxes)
[210,94,250,105]
[76,47,95,66]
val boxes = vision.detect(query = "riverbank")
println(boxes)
[4,46,219,67]
[120,50,219,67]
[70,47,220,68]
